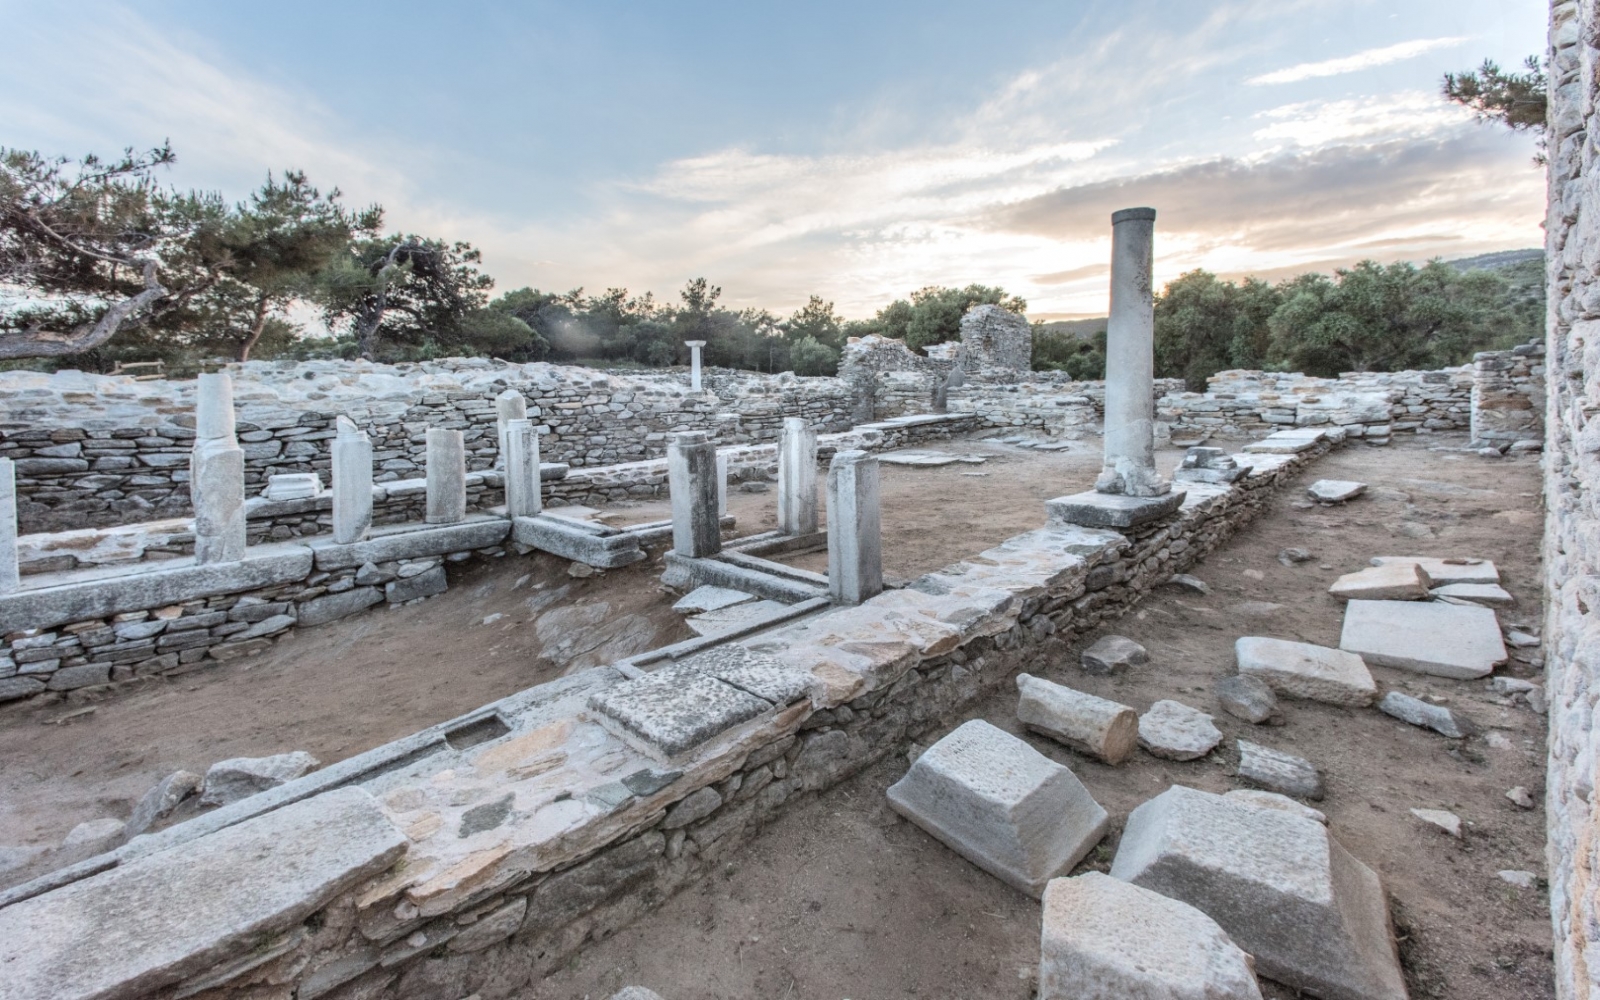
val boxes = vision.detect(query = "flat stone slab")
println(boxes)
[201,752,321,806]
[1243,431,1324,454]
[1378,691,1474,738]
[1138,700,1223,760]
[1234,637,1377,707]
[511,514,646,570]
[1081,635,1148,675]
[1339,600,1507,679]
[1237,740,1324,800]
[1111,785,1405,1000]
[672,586,755,614]
[685,599,791,637]
[1328,563,1431,602]
[876,450,984,467]
[1046,490,1186,529]
[1307,479,1366,503]
[887,719,1108,897]
[1370,556,1499,585]
[1039,872,1263,1000]
[1430,582,1515,607]
[308,516,509,571]
[0,787,406,1000]
[679,644,810,705]
[589,661,772,759]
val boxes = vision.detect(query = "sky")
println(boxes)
[0,0,1548,321]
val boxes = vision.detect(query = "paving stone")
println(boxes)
[1377,691,1475,738]
[1216,675,1279,724]
[887,719,1108,897]
[1111,785,1405,1000]
[1223,789,1326,824]
[681,644,810,704]
[1307,479,1366,503]
[1410,807,1462,837]
[124,770,202,840]
[684,599,790,637]
[1339,600,1507,679]
[672,585,755,614]
[1236,740,1324,800]
[1370,555,1498,585]
[1429,582,1515,607]
[589,661,772,759]
[201,751,321,806]
[1328,563,1431,602]
[1017,673,1139,764]
[1081,634,1148,675]
[1039,872,1263,1000]
[1234,637,1377,707]
[1138,700,1223,761]
[1046,490,1185,529]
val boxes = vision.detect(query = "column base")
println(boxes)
[1045,490,1185,529]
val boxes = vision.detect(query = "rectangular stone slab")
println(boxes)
[1045,490,1185,529]
[1235,637,1377,706]
[309,516,510,570]
[1370,556,1499,585]
[0,787,405,1000]
[1327,563,1430,602]
[588,661,772,759]
[1339,599,1507,679]
[511,514,645,569]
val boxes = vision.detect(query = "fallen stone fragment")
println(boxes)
[1166,573,1210,595]
[1430,583,1515,607]
[1138,700,1223,761]
[1498,870,1538,889]
[1410,808,1462,837]
[1377,691,1475,739]
[1339,600,1507,679]
[1224,789,1326,824]
[1506,786,1536,810]
[201,751,321,806]
[1017,674,1139,765]
[1277,547,1313,566]
[567,562,596,578]
[1525,687,1549,714]
[1111,785,1406,1000]
[1216,675,1279,725]
[609,989,666,1000]
[1506,629,1540,648]
[685,599,790,638]
[1328,563,1431,602]
[1371,556,1499,585]
[1081,635,1148,675]
[672,585,755,615]
[1307,479,1366,503]
[1491,676,1537,695]
[61,817,125,852]
[0,844,49,878]
[887,719,1109,897]
[1237,740,1324,800]
[1038,872,1263,1000]
[1235,637,1377,707]
[124,770,202,840]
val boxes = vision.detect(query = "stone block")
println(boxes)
[887,719,1108,897]
[1111,785,1405,1000]
[1306,479,1366,503]
[1017,673,1138,764]
[1039,872,1263,1000]
[0,675,45,702]
[1216,674,1278,724]
[1138,700,1222,760]
[1370,555,1498,585]
[1081,634,1148,675]
[1377,691,1475,738]
[385,566,447,604]
[1339,600,1506,679]
[201,751,321,806]
[124,770,202,840]
[685,599,791,637]
[1046,490,1184,529]
[309,517,509,571]
[1234,637,1377,707]
[589,661,772,759]
[1328,563,1430,602]
[297,586,383,627]
[510,514,646,569]
[1237,740,1324,800]
[45,664,110,691]
[1429,582,1515,607]
[672,585,755,614]
[679,644,811,704]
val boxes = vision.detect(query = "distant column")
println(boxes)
[1095,207,1170,498]
[668,431,720,557]
[190,372,247,564]
[0,458,18,595]
[332,415,373,544]
[686,340,706,392]
[425,427,467,525]
[495,389,527,470]
[716,450,729,518]
[778,417,819,535]
[827,449,883,605]
[504,418,543,519]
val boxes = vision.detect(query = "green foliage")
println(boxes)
[847,284,1026,350]
[788,334,840,376]
[1444,56,1547,133]
[1153,271,1281,391]
[1033,325,1106,379]
[317,235,494,360]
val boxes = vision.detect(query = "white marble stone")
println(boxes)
[190,373,246,564]
[0,458,17,595]
[504,418,543,518]
[668,431,720,558]
[332,416,373,545]
[1234,637,1377,707]
[1096,207,1170,498]
[1339,599,1507,679]
[777,417,818,535]
[1370,556,1498,585]
[1328,563,1431,601]
[424,427,467,525]
[826,449,882,605]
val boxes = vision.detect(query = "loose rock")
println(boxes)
[1237,740,1324,800]
[1017,674,1139,765]
[1138,701,1223,761]
[1235,637,1377,707]
[1166,574,1210,595]
[1498,870,1538,889]
[61,818,125,853]
[201,751,321,806]
[1328,563,1431,602]
[1430,583,1515,607]
[1307,479,1367,503]
[1377,691,1475,738]
[1410,808,1463,838]
[1216,675,1279,725]
[1080,635,1148,676]
[1506,786,1536,810]
[124,770,202,840]
[1277,547,1313,566]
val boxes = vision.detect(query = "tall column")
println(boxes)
[827,449,882,606]
[332,415,373,544]
[0,458,18,595]
[1095,207,1170,498]
[504,418,543,518]
[686,340,706,391]
[425,427,467,524]
[777,416,819,535]
[190,372,247,564]
[668,431,720,557]
[495,389,527,470]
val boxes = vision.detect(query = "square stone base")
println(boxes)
[1045,490,1185,529]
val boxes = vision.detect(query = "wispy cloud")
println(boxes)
[1252,91,1475,147]
[1247,37,1470,85]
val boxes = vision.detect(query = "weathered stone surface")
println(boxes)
[1039,872,1263,1000]
[1377,691,1475,738]
[1370,555,1498,585]
[1138,700,1223,760]
[124,770,202,840]
[1111,785,1405,1000]
[1410,807,1462,837]
[826,449,883,605]
[1081,634,1148,675]
[672,585,754,614]
[1339,599,1507,679]
[62,817,125,852]
[0,787,405,1000]
[46,664,110,691]
[1307,479,1366,503]
[684,599,791,638]
[1017,673,1139,764]
[1216,674,1278,724]
[1047,490,1185,529]
[1224,789,1326,824]
[1237,740,1324,800]
[1430,582,1515,607]
[681,644,810,704]
[448,896,528,953]
[609,989,666,1000]
[0,675,45,702]
[297,586,383,627]
[385,565,447,603]
[510,513,646,569]
[1234,637,1377,707]
[888,720,1108,897]
[309,517,509,571]
[1328,563,1431,601]
[201,751,321,806]
[661,786,723,829]
[1166,573,1210,594]
[589,661,772,758]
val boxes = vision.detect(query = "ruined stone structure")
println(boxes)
[958,303,1032,370]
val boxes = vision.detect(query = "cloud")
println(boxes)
[1247,37,1470,85]
[1252,91,1475,147]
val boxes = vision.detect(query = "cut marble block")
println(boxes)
[1339,599,1507,679]
[887,719,1108,897]
[1111,785,1406,1000]
[672,585,755,615]
[1039,872,1263,1000]
[1237,740,1324,800]
[685,599,789,637]
[1017,673,1139,764]
[1429,582,1515,607]
[588,661,772,759]
[1369,556,1498,585]
[1327,563,1430,602]
[1234,637,1377,707]
[1046,490,1185,529]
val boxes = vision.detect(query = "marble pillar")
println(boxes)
[190,372,247,564]
[686,340,706,392]
[716,451,729,518]
[0,458,17,595]
[425,427,467,525]
[827,449,883,606]
[778,416,819,535]
[332,415,373,544]
[504,418,543,519]
[668,431,720,557]
[495,389,527,471]
[1095,207,1170,498]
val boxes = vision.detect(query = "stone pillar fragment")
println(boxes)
[777,417,818,535]
[495,389,527,470]
[504,418,543,518]
[1096,207,1170,498]
[332,416,373,544]
[686,340,706,392]
[716,451,729,518]
[190,372,247,564]
[0,458,17,595]
[668,431,721,557]
[827,449,882,605]
[425,427,467,525]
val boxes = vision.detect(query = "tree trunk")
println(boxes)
[237,295,272,362]
[0,261,166,360]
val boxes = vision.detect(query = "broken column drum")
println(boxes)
[190,372,247,564]
[686,340,706,392]
[668,431,721,558]
[0,457,17,594]
[424,427,467,525]
[1097,207,1169,499]
[504,418,543,519]
[494,389,528,470]
[331,416,373,545]
[777,416,819,535]
[826,449,883,605]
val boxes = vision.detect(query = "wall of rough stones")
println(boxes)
[1541,2,1600,997]
[1473,344,1549,446]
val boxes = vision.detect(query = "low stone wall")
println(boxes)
[0,429,1342,1000]
[1158,368,1473,442]
[1472,345,1547,446]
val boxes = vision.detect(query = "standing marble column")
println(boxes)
[425,427,467,524]
[495,389,527,471]
[777,416,818,535]
[332,416,373,544]
[0,458,18,595]
[686,340,706,392]
[190,372,247,564]
[826,449,882,605]
[504,418,543,518]
[716,451,729,518]
[1095,207,1170,498]
[668,431,720,557]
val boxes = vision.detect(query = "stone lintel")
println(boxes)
[510,515,646,569]
[309,516,510,570]
[663,552,828,603]
[1045,490,1186,530]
